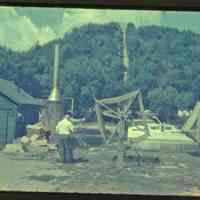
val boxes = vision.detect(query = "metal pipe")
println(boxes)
[53,44,59,89]
[48,43,61,102]
[46,43,64,133]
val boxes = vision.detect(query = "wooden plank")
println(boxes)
[97,101,120,117]
[7,110,17,143]
[102,111,120,120]
[138,92,144,112]
[0,95,17,144]
[95,103,106,142]
[0,110,7,145]
[195,115,200,144]
[183,102,200,132]
[137,92,150,136]
[98,90,139,105]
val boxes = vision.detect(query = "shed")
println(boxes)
[0,79,43,146]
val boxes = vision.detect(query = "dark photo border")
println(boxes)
[0,0,200,10]
[1,0,200,200]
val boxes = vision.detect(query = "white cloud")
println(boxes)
[2,7,200,52]
[0,7,161,51]
[37,26,56,45]
[58,9,162,37]
[0,6,57,51]
[161,11,200,34]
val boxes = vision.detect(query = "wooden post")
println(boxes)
[121,23,129,83]
[138,92,149,135]
[71,98,74,114]
[195,115,200,145]
[138,92,144,112]
[183,102,200,132]
[95,102,106,143]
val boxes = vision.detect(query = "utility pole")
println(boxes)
[121,23,129,83]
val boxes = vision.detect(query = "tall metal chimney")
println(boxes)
[46,43,64,133]
[48,44,61,101]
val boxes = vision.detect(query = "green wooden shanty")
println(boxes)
[0,79,43,146]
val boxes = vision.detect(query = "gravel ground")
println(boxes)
[1,146,200,196]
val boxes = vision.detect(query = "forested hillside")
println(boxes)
[1,22,200,122]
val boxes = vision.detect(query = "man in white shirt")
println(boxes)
[56,114,74,135]
[53,113,76,163]
[53,113,85,163]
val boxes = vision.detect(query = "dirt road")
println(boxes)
[1,147,200,196]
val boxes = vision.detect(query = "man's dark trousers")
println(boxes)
[53,134,78,163]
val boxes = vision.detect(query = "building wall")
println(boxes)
[0,94,17,145]
[16,105,41,138]
[0,92,42,143]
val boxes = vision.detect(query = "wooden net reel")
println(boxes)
[95,90,151,145]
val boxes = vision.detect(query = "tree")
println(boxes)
[148,86,178,122]
[1,22,200,121]
[175,92,195,110]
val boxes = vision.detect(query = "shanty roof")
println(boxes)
[0,78,43,106]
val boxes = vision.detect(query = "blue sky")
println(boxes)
[0,6,200,51]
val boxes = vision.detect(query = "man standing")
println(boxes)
[54,113,77,163]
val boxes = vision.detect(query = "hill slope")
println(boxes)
[0,23,200,120]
